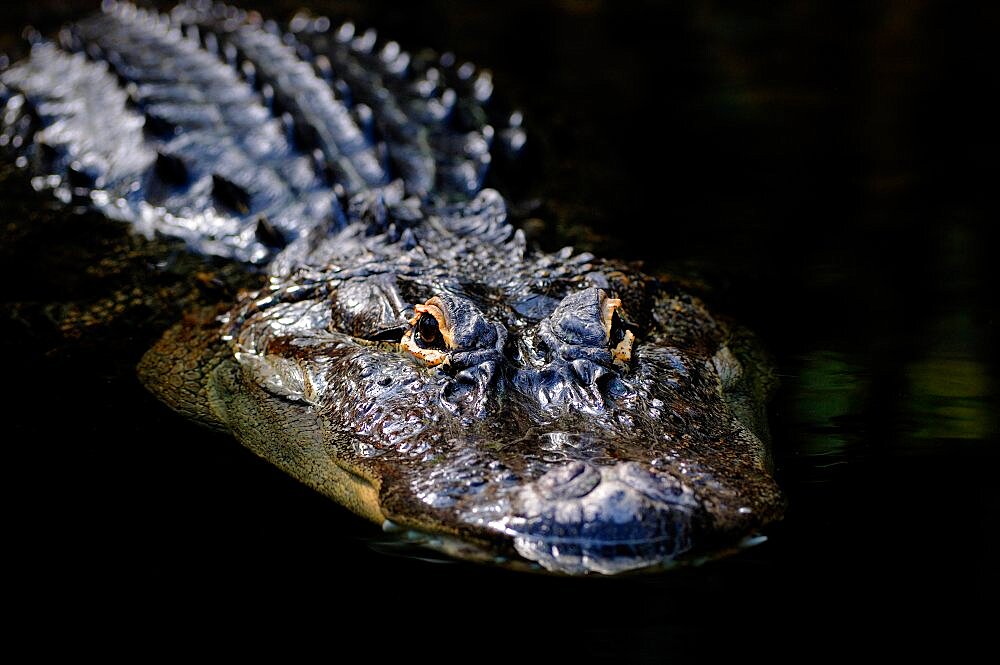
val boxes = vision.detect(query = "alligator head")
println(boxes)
[140,190,784,575]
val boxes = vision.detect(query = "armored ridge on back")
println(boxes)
[0,1,783,574]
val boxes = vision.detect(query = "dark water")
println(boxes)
[3,0,995,657]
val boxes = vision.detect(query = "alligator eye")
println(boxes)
[601,295,635,367]
[416,313,441,347]
[610,310,626,347]
[401,297,453,366]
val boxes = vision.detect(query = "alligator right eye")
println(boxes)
[600,294,635,367]
[610,310,626,347]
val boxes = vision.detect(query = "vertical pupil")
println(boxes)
[610,311,625,346]
[418,313,439,343]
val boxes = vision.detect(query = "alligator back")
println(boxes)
[1,1,515,265]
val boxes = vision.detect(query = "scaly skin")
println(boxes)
[3,2,783,574]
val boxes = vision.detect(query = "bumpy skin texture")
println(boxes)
[3,2,783,574]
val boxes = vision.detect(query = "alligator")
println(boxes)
[0,1,784,574]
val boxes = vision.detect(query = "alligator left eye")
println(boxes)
[416,313,441,347]
[401,298,452,366]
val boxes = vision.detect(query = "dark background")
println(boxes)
[2,0,996,658]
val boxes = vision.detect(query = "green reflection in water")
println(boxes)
[789,351,868,461]
[905,358,993,441]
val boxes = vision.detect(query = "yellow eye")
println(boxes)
[610,310,627,346]
[416,313,443,348]
[401,298,453,366]
[600,296,635,366]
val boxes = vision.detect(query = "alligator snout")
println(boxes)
[494,461,703,574]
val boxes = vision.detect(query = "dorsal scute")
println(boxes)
[1,1,525,271]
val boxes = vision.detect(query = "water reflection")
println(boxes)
[784,349,994,471]
[905,358,993,442]
[788,351,868,461]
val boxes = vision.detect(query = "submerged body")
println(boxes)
[1,2,783,574]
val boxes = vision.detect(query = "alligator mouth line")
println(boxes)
[486,530,686,547]
[380,520,772,575]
